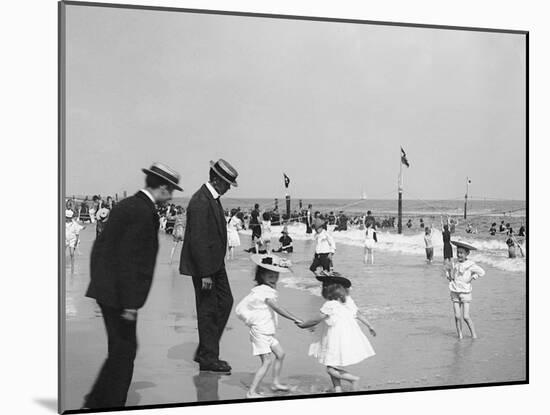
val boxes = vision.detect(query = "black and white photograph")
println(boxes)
[59,1,527,413]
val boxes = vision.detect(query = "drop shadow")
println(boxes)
[34,398,57,412]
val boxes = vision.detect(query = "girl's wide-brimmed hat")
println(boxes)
[142,162,183,191]
[251,254,292,273]
[210,158,239,187]
[315,270,352,288]
[96,208,110,221]
[451,240,478,251]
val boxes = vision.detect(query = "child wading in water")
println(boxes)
[297,272,376,392]
[309,219,336,274]
[65,209,85,271]
[444,240,486,339]
[236,254,303,398]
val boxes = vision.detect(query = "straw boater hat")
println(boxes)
[141,162,183,191]
[251,254,292,273]
[65,209,74,219]
[210,158,239,187]
[315,270,352,288]
[96,208,110,221]
[451,240,478,251]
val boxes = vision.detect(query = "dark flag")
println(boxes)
[283,173,290,188]
[401,147,410,168]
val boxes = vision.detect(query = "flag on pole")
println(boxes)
[401,147,410,168]
[283,173,290,188]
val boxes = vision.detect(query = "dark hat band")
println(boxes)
[148,165,180,187]
[212,161,237,183]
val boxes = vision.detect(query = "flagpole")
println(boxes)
[284,173,291,223]
[463,176,469,220]
[398,149,403,234]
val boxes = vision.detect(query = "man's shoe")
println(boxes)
[199,362,231,374]
[217,360,232,370]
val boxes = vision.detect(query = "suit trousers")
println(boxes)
[84,303,138,409]
[192,267,233,366]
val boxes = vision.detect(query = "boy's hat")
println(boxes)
[451,240,478,251]
[65,209,74,219]
[315,270,352,288]
[281,225,289,234]
[251,254,292,273]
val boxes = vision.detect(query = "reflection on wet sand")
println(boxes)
[193,372,221,402]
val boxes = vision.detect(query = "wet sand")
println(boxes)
[63,227,526,411]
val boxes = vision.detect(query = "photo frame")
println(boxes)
[59,1,528,413]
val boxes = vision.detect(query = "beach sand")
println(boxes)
[63,226,526,411]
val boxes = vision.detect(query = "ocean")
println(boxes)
[170,197,526,275]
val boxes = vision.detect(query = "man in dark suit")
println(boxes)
[84,162,182,409]
[180,158,239,374]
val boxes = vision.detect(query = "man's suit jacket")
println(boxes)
[86,191,160,309]
[179,184,227,278]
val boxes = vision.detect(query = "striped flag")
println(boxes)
[283,173,290,188]
[401,147,410,168]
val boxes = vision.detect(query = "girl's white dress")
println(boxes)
[227,216,242,247]
[309,297,375,367]
[364,228,376,249]
[261,220,272,243]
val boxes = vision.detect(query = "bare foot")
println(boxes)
[458,333,464,340]
[334,386,343,393]
[246,391,265,399]
[471,333,478,339]
[349,376,360,391]
[271,383,291,392]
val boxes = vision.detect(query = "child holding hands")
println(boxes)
[236,254,303,398]
[296,272,376,392]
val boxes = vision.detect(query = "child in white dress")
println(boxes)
[297,273,376,392]
[260,212,273,253]
[226,210,242,260]
[65,209,85,271]
[363,223,377,265]
[236,254,303,398]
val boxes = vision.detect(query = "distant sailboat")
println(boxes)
[361,190,367,200]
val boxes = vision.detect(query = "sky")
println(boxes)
[65,5,526,200]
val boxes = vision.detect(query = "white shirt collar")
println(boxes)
[140,189,156,204]
[205,182,220,200]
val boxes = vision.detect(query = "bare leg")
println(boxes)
[327,366,359,391]
[170,242,177,264]
[69,247,75,271]
[364,247,368,264]
[247,354,273,398]
[370,249,374,265]
[328,369,342,392]
[453,302,463,339]
[270,343,290,391]
[462,302,477,339]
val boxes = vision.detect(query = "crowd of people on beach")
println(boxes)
[67,160,525,409]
